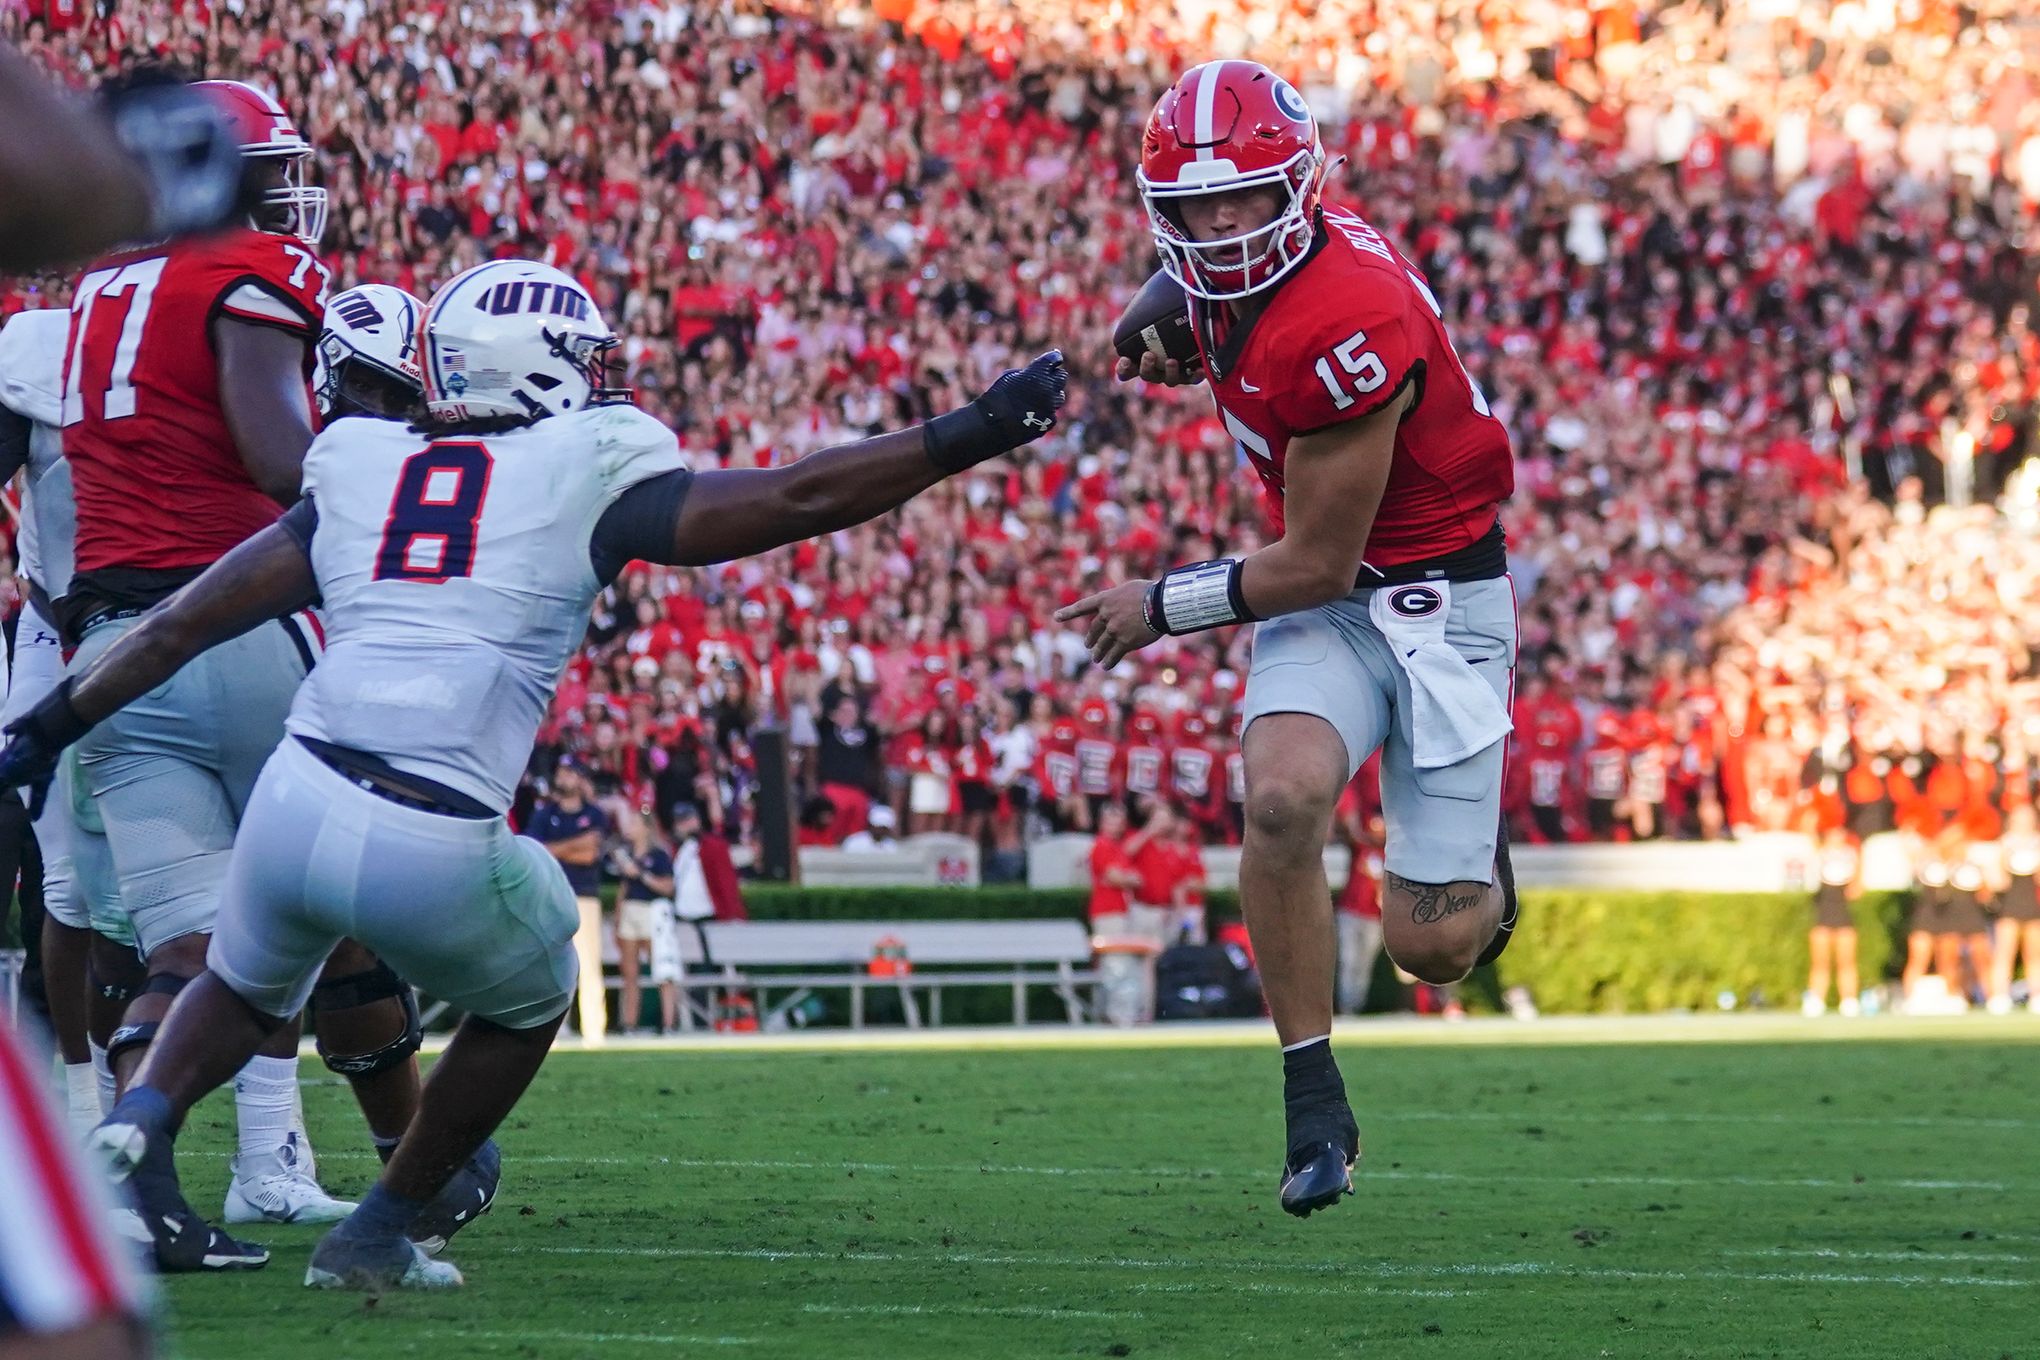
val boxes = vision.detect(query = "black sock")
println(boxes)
[1282,1038,1353,1150]
[1477,822,1519,967]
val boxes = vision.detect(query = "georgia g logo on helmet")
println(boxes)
[1136,60,1327,303]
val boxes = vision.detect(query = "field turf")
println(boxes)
[158,1017,2040,1359]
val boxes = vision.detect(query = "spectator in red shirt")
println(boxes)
[1127,801,1189,947]
[1085,802,1142,937]
[1169,812,1209,946]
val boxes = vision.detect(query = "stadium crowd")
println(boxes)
[2,0,2037,878]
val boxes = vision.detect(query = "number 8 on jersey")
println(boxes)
[374,443,494,583]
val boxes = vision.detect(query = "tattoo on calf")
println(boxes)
[1390,873,1485,924]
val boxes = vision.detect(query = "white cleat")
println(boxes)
[305,1239,464,1291]
[1985,995,2015,1016]
[1801,992,1827,1018]
[225,1133,357,1225]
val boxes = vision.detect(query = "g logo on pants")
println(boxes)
[1387,585,1444,618]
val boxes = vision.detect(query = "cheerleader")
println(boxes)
[1948,837,1995,1006]
[1804,827,1861,1016]
[1902,843,1954,1006]
[1989,803,2040,1014]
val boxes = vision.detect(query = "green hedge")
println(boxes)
[721,884,1910,1017]
[739,883,1091,922]
[1479,889,1907,1015]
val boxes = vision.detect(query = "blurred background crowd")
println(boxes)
[2,0,2038,890]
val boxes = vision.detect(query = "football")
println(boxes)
[1111,268,1201,371]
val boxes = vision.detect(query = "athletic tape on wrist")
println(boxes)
[1147,559,1258,636]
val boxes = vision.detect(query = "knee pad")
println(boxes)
[311,960,423,1077]
[89,962,137,1006]
[104,1020,160,1070]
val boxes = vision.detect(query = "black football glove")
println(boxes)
[0,679,92,819]
[101,78,253,242]
[923,350,1069,473]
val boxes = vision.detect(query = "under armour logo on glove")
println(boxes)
[924,350,1071,472]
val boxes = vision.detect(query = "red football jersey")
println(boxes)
[64,230,329,575]
[1192,202,1513,567]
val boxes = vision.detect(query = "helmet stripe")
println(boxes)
[425,266,490,397]
[1192,60,1227,158]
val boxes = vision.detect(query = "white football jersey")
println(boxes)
[287,404,686,809]
[0,309,76,597]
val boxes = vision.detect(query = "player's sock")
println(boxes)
[234,1055,302,1178]
[1476,822,1520,968]
[340,1183,429,1241]
[64,1061,100,1131]
[1281,1036,1354,1149]
[90,1039,116,1113]
[97,1085,185,1198]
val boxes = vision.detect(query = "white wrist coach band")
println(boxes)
[1143,558,1259,636]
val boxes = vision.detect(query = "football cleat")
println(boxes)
[91,1111,270,1272]
[410,1138,501,1257]
[225,1132,358,1224]
[1279,1140,1359,1218]
[1278,1093,1360,1219]
[112,1205,271,1272]
[305,1231,464,1291]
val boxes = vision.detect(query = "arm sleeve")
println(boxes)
[589,468,696,586]
[0,404,30,484]
[275,495,319,553]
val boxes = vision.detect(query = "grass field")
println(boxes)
[156,1017,2040,1359]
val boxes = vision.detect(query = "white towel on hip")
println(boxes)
[1367,581,1513,769]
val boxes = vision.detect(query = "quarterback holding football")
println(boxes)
[1065,59,1520,1216]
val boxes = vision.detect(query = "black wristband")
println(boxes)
[24,678,92,749]
[922,402,1007,474]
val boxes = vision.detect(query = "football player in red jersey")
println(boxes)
[1060,60,1518,1217]
[59,81,427,1268]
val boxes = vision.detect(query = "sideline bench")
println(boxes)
[671,920,1098,1029]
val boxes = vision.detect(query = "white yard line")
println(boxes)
[1725,1247,2033,1265]
[519,1244,2028,1290]
[802,1302,1137,1321]
[420,1329,754,1347]
[200,1148,2022,1193]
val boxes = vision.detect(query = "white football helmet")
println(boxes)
[314,284,425,420]
[420,261,623,424]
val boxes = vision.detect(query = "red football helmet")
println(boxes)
[194,80,326,244]
[1138,60,1326,301]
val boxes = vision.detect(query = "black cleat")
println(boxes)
[1280,1140,1358,1217]
[1278,1091,1360,1218]
[112,1205,271,1272]
[410,1138,501,1257]
[1476,818,1519,968]
[93,1096,270,1273]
